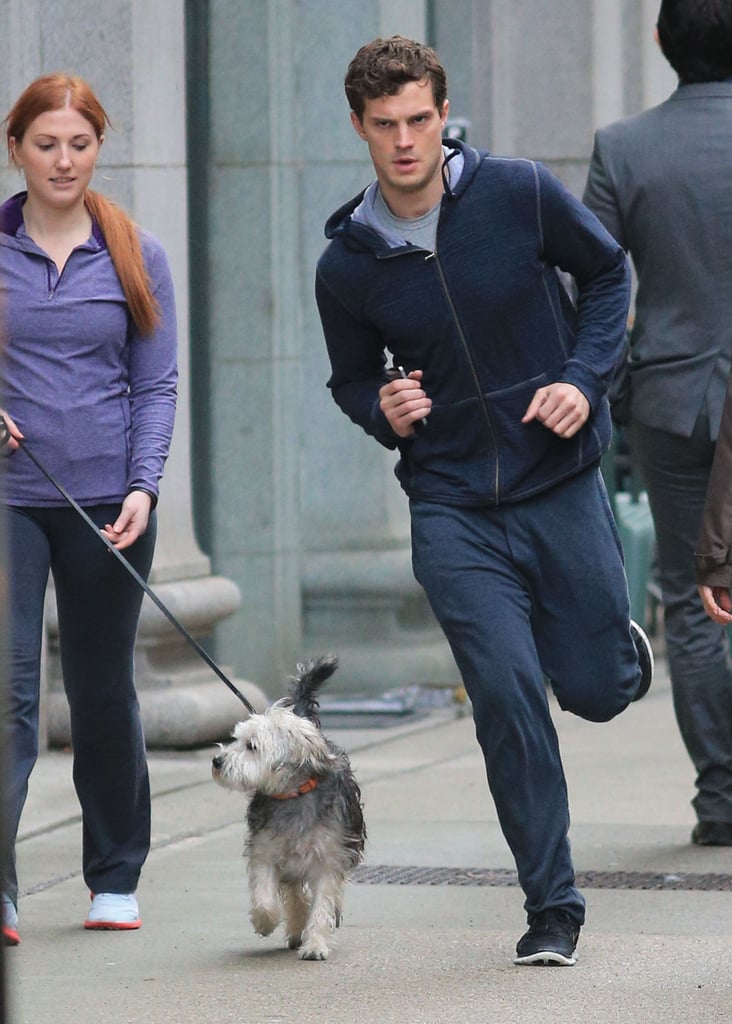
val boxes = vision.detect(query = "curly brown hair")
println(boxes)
[345,36,447,120]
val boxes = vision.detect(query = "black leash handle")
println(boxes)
[4,425,256,716]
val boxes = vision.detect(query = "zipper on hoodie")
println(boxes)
[431,252,501,501]
[376,241,502,501]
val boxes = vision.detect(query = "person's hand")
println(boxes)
[522,383,589,439]
[101,490,153,550]
[0,410,23,454]
[379,369,431,438]
[698,584,732,625]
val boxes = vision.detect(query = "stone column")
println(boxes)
[202,0,307,691]
[195,0,457,698]
[0,0,265,747]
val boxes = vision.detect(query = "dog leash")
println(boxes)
[1,420,256,715]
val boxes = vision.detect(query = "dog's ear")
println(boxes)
[289,654,338,724]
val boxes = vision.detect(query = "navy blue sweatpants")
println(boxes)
[410,467,641,924]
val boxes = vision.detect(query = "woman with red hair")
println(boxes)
[0,74,178,944]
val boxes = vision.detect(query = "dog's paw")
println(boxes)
[286,933,302,949]
[299,945,328,961]
[250,908,281,937]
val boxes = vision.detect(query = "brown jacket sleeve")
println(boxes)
[695,373,732,587]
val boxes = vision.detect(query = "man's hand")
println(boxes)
[101,490,153,550]
[522,383,590,439]
[698,584,732,625]
[379,369,431,438]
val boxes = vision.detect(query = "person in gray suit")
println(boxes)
[583,0,732,846]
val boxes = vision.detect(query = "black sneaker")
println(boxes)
[691,820,732,846]
[514,908,580,966]
[630,619,654,701]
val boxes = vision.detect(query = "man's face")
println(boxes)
[351,79,449,216]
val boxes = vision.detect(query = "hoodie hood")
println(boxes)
[323,138,485,248]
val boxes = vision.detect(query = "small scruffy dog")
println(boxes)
[211,655,366,961]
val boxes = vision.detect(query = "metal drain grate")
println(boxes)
[352,864,732,892]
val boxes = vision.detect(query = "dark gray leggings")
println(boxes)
[1,504,156,905]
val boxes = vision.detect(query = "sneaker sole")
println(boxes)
[514,950,576,966]
[2,925,20,946]
[84,919,141,931]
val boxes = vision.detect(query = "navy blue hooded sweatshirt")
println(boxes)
[315,139,630,507]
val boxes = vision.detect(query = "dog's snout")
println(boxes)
[212,754,223,770]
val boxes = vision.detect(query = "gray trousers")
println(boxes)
[630,417,732,824]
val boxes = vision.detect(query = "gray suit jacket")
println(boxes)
[583,82,732,440]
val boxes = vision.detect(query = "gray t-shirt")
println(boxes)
[351,147,465,252]
[373,188,440,251]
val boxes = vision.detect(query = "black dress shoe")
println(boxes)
[691,821,732,846]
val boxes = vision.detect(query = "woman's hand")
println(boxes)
[0,410,24,454]
[101,490,153,550]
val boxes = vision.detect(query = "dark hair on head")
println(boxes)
[4,73,159,335]
[657,0,732,83]
[345,35,447,119]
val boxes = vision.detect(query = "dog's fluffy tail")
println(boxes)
[288,654,338,724]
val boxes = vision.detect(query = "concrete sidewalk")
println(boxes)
[5,649,732,1023]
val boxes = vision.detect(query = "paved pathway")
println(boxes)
[5,650,732,1023]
